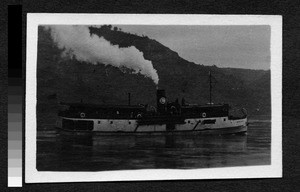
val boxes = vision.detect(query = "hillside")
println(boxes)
[221,67,269,86]
[36,25,271,128]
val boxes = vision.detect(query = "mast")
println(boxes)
[128,93,131,106]
[209,71,212,105]
[208,71,217,105]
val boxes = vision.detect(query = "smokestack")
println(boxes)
[156,89,167,114]
[128,93,131,106]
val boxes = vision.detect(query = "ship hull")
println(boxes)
[56,116,247,135]
[57,125,247,136]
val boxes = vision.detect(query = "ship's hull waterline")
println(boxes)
[56,116,248,135]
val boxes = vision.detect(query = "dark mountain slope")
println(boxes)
[221,67,269,86]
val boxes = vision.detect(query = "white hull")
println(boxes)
[56,116,247,135]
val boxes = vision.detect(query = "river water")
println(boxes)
[36,119,271,171]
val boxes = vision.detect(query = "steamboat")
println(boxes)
[56,73,248,135]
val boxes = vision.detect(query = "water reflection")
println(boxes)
[55,133,248,149]
[37,132,254,171]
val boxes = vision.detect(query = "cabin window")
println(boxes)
[224,118,226,121]
[110,121,113,124]
[98,121,101,124]
[187,120,190,124]
[128,121,131,124]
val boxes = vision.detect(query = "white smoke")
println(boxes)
[44,25,159,85]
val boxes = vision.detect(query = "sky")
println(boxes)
[116,25,270,70]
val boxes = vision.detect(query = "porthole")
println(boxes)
[98,121,101,124]
[223,118,226,121]
[110,121,113,124]
[188,120,190,124]
[80,112,85,118]
[128,121,131,124]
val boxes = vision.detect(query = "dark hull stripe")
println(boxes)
[134,125,139,132]
[192,120,202,130]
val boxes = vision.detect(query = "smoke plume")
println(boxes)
[44,25,159,84]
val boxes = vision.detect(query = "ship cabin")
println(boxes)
[58,102,146,119]
[58,89,234,121]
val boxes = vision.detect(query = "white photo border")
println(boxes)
[25,14,282,183]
